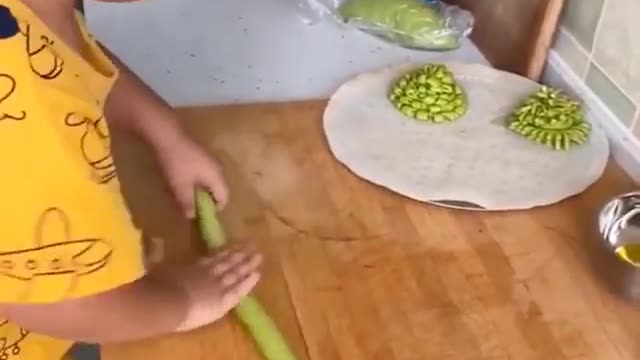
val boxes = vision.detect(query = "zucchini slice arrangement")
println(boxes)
[389,65,590,151]
[389,64,468,123]
[506,86,591,151]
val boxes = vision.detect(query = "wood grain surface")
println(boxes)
[106,101,640,360]
[449,0,565,81]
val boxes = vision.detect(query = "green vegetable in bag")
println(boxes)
[338,0,462,50]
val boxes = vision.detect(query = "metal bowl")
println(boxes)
[598,191,640,258]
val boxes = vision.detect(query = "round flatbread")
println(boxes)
[323,62,610,211]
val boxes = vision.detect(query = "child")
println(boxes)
[0,0,263,359]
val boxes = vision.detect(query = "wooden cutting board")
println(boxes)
[449,0,565,81]
[105,100,640,360]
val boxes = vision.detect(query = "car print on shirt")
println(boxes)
[0,321,28,360]
[0,208,113,301]
[0,74,26,121]
[65,112,116,184]
[18,23,64,80]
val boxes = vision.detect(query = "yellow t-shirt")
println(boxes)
[0,0,145,358]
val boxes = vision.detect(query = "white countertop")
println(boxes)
[86,0,489,107]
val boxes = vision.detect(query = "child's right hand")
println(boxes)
[171,242,263,332]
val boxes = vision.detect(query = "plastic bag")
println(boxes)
[298,0,474,51]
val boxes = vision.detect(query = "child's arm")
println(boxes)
[100,44,229,215]
[0,243,262,343]
[0,274,186,343]
[101,44,184,155]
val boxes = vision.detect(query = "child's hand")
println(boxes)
[172,242,263,332]
[155,135,229,218]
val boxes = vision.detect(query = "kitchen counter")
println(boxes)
[86,0,488,107]
[107,101,640,360]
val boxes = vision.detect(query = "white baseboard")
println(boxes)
[543,51,640,183]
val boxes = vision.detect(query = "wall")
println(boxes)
[552,0,638,138]
[85,0,487,107]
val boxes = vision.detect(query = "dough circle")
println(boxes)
[323,62,609,211]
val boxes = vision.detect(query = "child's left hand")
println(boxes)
[155,135,229,218]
